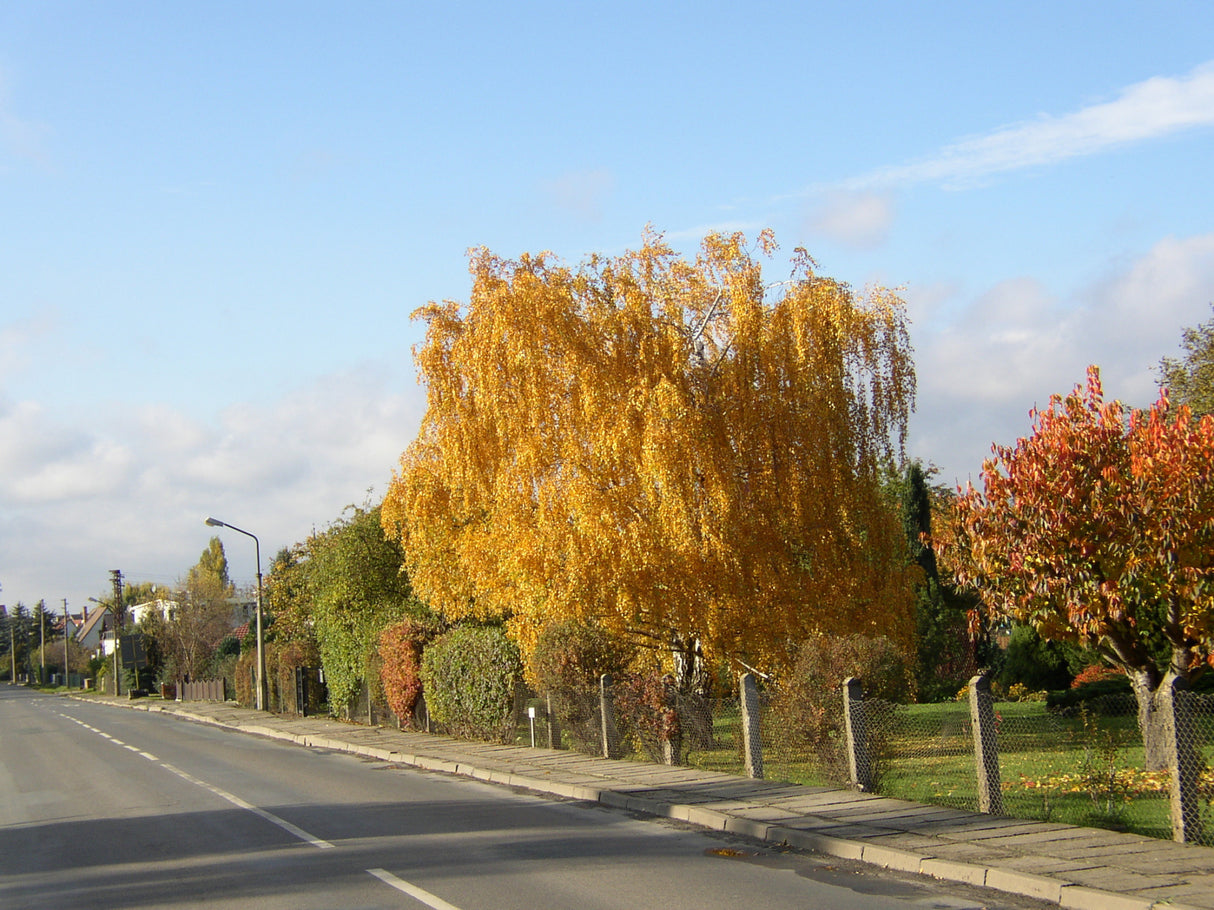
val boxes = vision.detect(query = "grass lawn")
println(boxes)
[678,698,1213,843]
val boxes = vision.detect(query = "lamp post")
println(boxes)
[204,517,266,711]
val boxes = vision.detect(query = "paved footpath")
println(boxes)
[78,695,1214,910]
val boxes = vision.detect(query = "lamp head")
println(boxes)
[204,517,225,528]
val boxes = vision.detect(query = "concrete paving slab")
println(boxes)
[1057,866,1181,892]
[997,854,1106,875]
[860,832,949,851]
[1129,881,1214,909]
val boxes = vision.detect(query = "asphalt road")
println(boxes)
[0,686,1055,909]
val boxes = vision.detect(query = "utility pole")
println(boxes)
[4,606,13,685]
[62,598,70,688]
[39,602,45,685]
[110,570,124,696]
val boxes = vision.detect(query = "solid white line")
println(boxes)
[367,869,464,910]
[159,761,335,850]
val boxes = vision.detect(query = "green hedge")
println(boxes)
[421,625,522,743]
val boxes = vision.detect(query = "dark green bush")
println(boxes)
[421,625,522,743]
[1046,676,1133,714]
[216,636,241,659]
[998,624,1074,691]
[1047,672,1214,715]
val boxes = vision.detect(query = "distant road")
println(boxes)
[0,687,1045,909]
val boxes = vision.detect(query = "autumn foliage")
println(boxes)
[378,617,443,726]
[937,366,1214,699]
[382,230,918,685]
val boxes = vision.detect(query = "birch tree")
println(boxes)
[383,230,918,689]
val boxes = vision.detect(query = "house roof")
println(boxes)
[76,607,111,641]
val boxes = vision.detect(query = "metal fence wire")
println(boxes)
[497,676,1214,846]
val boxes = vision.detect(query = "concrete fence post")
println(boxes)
[969,674,1004,815]
[842,677,873,792]
[600,673,622,759]
[1162,677,1202,843]
[739,672,764,779]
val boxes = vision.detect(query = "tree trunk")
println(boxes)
[670,633,710,696]
[1128,670,1196,774]
[1130,670,1169,771]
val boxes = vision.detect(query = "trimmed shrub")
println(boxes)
[531,620,634,753]
[772,634,913,787]
[379,616,444,727]
[1070,664,1123,688]
[421,625,522,743]
[269,638,322,714]
[1046,675,1134,715]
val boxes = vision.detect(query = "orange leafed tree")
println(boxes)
[382,230,918,691]
[936,366,1214,766]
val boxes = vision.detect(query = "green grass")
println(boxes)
[675,698,1214,844]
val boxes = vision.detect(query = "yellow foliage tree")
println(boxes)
[382,230,918,690]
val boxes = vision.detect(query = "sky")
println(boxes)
[3,2,1214,613]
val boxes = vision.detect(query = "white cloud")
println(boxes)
[805,190,894,249]
[859,61,1214,189]
[0,365,427,607]
[0,309,59,383]
[911,231,1214,485]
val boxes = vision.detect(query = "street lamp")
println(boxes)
[204,517,266,711]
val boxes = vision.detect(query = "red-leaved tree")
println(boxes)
[936,366,1214,768]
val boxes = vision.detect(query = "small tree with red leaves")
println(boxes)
[936,366,1214,769]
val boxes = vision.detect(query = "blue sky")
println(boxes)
[3,2,1214,611]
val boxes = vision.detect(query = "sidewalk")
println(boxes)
[87,695,1214,910]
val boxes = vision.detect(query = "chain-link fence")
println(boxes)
[319,666,1214,846]
[824,684,1214,845]
[497,675,1214,845]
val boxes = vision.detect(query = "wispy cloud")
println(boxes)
[857,61,1214,189]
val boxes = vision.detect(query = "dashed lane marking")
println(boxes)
[367,868,464,910]
[59,711,334,850]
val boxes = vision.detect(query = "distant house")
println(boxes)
[75,606,113,652]
[130,599,177,626]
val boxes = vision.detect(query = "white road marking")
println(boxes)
[367,869,464,910]
[159,761,335,850]
[61,710,334,849]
